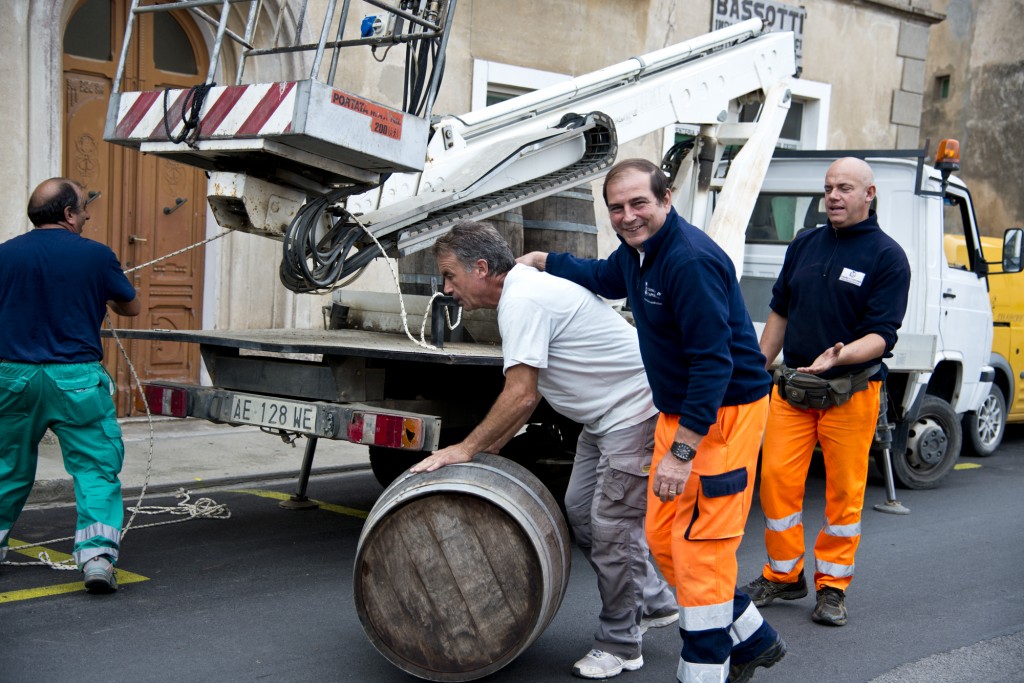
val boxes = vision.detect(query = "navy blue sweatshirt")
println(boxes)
[770,212,910,380]
[546,208,771,436]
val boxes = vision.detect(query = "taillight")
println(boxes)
[348,412,424,449]
[140,384,188,418]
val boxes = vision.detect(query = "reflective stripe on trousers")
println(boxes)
[759,382,880,591]
[646,397,779,681]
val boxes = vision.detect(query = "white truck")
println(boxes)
[102,0,1017,498]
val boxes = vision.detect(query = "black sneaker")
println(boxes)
[812,586,847,626]
[730,633,787,683]
[740,573,808,607]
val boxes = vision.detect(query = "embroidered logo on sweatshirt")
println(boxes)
[839,267,866,286]
[643,282,663,305]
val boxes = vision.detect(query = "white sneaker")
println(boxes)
[571,649,643,679]
[639,609,679,634]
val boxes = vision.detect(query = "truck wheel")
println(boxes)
[368,447,425,488]
[368,427,476,488]
[961,385,1006,457]
[890,395,961,489]
[500,424,576,503]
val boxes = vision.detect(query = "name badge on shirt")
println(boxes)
[839,267,866,286]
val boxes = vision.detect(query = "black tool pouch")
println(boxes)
[775,364,880,410]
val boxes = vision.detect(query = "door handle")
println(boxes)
[942,290,957,299]
[128,235,148,244]
[163,197,188,215]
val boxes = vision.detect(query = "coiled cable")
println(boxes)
[280,188,379,293]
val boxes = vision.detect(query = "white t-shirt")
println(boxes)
[498,264,657,436]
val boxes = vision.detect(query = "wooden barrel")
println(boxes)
[353,454,571,681]
[398,208,524,295]
[520,185,598,258]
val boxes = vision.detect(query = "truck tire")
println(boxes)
[368,447,426,488]
[961,385,1006,457]
[500,424,577,503]
[889,395,961,489]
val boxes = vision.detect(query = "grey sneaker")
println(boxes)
[639,608,679,634]
[730,633,787,683]
[740,573,808,607]
[571,649,643,679]
[83,555,118,594]
[812,586,847,626]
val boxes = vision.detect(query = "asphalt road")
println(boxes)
[2,429,1023,683]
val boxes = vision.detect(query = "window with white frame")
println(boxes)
[663,78,831,155]
[471,60,571,111]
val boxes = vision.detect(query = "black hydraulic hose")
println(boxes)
[281,190,356,293]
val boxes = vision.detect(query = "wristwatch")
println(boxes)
[670,441,696,462]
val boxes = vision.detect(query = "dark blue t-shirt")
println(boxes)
[0,229,136,363]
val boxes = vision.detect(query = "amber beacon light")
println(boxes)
[935,138,961,172]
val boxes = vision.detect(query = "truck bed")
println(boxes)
[103,327,505,366]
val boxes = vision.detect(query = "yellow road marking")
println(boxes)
[954,462,982,470]
[230,489,368,519]
[1,539,148,604]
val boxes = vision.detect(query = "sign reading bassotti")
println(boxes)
[713,0,806,72]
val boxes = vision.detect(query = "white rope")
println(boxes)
[347,212,462,350]
[124,229,231,274]
[108,317,156,539]
[4,490,231,570]
[125,488,233,526]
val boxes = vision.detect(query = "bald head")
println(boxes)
[824,158,876,229]
[27,178,87,231]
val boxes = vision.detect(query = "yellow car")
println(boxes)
[945,234,1024,455]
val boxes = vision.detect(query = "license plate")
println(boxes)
[227,394,319,433]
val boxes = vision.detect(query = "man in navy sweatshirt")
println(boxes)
[518,158,785,683]
[740,157,910,628]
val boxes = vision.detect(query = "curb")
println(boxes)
[27,463,373,507]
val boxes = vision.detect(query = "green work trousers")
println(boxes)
[0,362,124,568]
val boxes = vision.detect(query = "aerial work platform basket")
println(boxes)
[103,0,454,193]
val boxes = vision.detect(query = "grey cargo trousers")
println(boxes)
[564,414,677,660]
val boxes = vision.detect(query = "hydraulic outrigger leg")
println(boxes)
[874,388,910,515]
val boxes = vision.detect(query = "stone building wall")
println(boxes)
[920,0,1024,235]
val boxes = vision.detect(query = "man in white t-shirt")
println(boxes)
[411,221,677,679]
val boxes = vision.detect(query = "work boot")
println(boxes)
[740,573,808,606]
[812,586,847,626]
[571,649,643,679]
[639,607,679,634]
[83,555,118,594]
[730,633,787,683]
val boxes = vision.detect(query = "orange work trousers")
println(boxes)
[759,381,881,592]
[646,396,772,677]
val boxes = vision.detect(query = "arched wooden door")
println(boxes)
[63,0,209,414]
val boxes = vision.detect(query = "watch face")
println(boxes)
[671,441,695,461]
